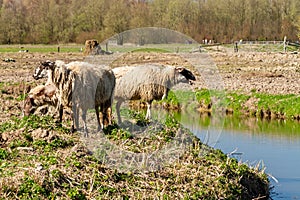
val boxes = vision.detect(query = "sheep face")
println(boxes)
[33,61,55,80]
[33,66,47,80]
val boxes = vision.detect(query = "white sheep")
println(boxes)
[113,64,195,124]
[32,60,116,136]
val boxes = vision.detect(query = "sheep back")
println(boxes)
[115,65,176,102]
[72,65,115,109]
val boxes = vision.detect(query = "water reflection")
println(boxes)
[174,110,300,200]
[139,107,300,199]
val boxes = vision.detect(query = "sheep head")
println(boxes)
[175,67,196,85]
[23,84,57,116]
[23,96,36,116]
[33,60,55,80]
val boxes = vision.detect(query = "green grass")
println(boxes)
[0,43,297,54]
[254,93,300,116]
[0,43,199,53]
[0,44,83,53]
[195,88,300,119]
[99,43,199,53]
[0,115,69,135]
[136,88,300,120]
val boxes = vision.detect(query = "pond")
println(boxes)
[173,111,300,200]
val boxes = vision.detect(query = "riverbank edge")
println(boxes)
[0,113,269,199]
[163,89,300,121]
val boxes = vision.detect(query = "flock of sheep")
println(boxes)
[23,59,196,136]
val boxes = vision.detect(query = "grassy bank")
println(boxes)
[166,89,300,120]
[0,113,269,199]
[116,88,300,121]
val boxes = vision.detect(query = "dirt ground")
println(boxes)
[210,48,300,94]
[0,49,300,123]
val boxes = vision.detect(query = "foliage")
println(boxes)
[18,176,50,199]
[0,0,300,44]
[0,115,69,134]
[0,149,9,160]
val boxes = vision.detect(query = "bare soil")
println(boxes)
[211,50,300,94]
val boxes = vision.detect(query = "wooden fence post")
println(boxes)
[283,36,287,52]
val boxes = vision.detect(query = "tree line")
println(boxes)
[0,0,300,44]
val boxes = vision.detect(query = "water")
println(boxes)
[175,112,300,199]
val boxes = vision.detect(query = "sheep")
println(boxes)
[23,84,58,117]
[33,61,75,127]
[113,64,196,124]
[32,60,116,136]
[25,61,66,118]
[31,60,70,121]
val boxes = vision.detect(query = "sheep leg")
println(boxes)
[58,104,63,125]
[81,110,88,137]
[99,103,106,129]
[145,102,152,120]
[23,96,33,117]
[71,103,78,133]
[95,105,102,131]
[71,115,76,133]
[103,100,112,126]
[116,100,123,124]
[106,106,112,125]
[161,88,169,100]
[99,112,104,130]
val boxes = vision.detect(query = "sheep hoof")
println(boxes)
[70,127,77,133]
[97,125,103,132]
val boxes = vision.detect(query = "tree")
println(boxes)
[149,0,170,27]
[103,0,131,44]
[0,0,27,43]
[1,0,300,44]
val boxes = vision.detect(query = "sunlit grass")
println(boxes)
[195,88,300,119]
[0,44,83,53]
